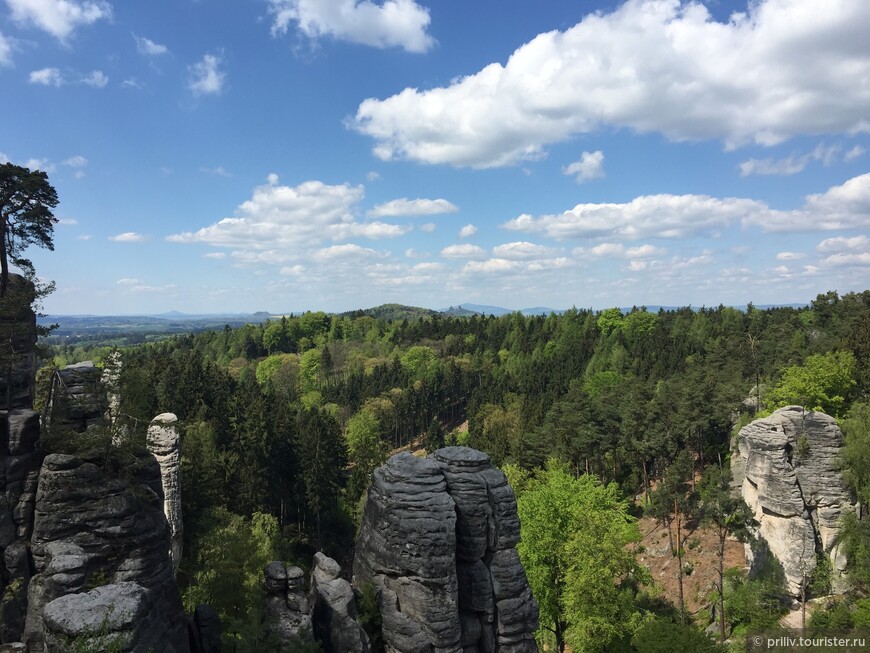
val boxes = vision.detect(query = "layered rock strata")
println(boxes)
[310,553,369,653]
[147,413,183,576]
[354,447,538,653]
[45,362,105,432]
[24,453,189,651]
[737,406,856,595]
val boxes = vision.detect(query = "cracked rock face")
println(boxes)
[263,561,312,647]
[353,447,538,653]
[310,553,369,653]
[737,406,856,595]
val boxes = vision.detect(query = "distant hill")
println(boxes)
[440,304,563,316]
[338,303,440,321]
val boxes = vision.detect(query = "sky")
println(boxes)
[1,0,868,315]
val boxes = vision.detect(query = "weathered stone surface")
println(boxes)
[310,553,369,653]
[263,561,313,648]
[737,406,857,595]
[0,274,37,411]
[24,452,189,651]
[354,447,538,653]
[45,362,105,431]
[42,581,172,653]
[147,413,183,577]
[354,452,461,652]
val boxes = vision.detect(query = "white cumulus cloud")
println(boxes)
[352,0,870,168]
[441,244,486,259]
[563,151,604,183]
[189,54,225,96]
[506,173,870,240]
[134,34,168,56]
[268,0,434,53]
[109,232,148,243]
[367,197,458,218]
[82,70,107,88]
[7,0,111,41]
[491,241,555,260]
[458,224,477,239]
[29,67,64,86]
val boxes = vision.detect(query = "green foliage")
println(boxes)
[767,351,857,417]
[631,619,726,653]
[357,581,385,653]
[516,460,646,652]
[182,508,279,650]
[596,307,624,333]
[842,400,870,508]
[836,511,870,593]
[723,566,789,633]
[345,407,389,501]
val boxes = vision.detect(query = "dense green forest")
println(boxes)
[41,291,870,652]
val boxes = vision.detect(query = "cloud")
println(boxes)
[352,0,870,168]
[313,243,379,261]
[280,264,305,276]
[62,155,87,167]
[776,251,805,260]
[441,244,486,259]
[116,278,141,286]
[109,232,148,243]
[458,224,477,239]
[0,32,12,66]
[817,235,869,253]
[419,222,436,233]
[82,70,107,88]
[57,218,78,225]
[367,197,458,218]
[492,241,556,260]
[845,145,866,162]
[201,166,231,177]
[29,67,64,86]
[506,173,870,239]
[7,0,111,40]
[203,252,226,259]
[268,0,434,53]
[563,151,604,183]
[189,54,225,96]
[24,158,54,172]
[366,171,381,181]
[739,143,842,177]
[134,34,168,56]
[167,176,410,261]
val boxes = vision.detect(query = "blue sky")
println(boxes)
[1,0,868,315]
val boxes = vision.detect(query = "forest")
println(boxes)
[38,290,870,652]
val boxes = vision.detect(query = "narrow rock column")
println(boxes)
[147,413,183,577]
[310,553,369,653]
[263,561,312,647]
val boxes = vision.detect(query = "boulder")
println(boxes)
[147,413,183,576]
[42,582,168,653]
[737,406,857,595]
[353,447,538,653]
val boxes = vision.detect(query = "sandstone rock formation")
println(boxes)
[187,604,221,653]
[354,447,538,653]
[45,362,105,432]
[0,274,37,411]
[147,413,183,577]
[24,453,189,651]
[310,552,369,653]
[737,406,856,595]
[263,561,312,647]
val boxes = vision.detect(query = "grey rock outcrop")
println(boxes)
[354,447,538,653]
[43,581,162,652]
[737,406,856,595]
[0,274,37,411]
[263,561,312,647]
[45,362,105,432]
[24,453,189,651]
[0,408,42,643]
[310,553,369,653]
[147,413,183,577]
